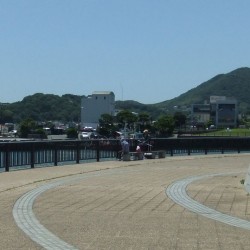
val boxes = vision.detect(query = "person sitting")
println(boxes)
[136,144,141,153]
[135,143,143,160]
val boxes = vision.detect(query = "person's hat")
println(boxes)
[143,129,148,133]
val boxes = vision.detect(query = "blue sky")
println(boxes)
[1,0,249,104]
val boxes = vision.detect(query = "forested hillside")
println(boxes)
[4,93,82,123]
[153,67,250,113]
[1,67,250,123]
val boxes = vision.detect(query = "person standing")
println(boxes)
[142,129,152,151]
[143,129,150,142]
[118,138,130,160]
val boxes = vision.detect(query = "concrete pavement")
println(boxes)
[1,154,250,249]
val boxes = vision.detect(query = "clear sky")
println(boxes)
[1,0,249,104]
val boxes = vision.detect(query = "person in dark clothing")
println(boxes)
[143,129,150,142]
[142,129,152,151]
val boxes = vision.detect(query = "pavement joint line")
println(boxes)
[12,164,249,249]
[12,167,138,250]
[12,175,95,250]
[165,172,250,230]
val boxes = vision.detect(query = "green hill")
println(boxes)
[4,93,82,123]
[153,67,250,113]
[1,67,250,123]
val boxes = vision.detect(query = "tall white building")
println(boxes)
[81,91,115,129]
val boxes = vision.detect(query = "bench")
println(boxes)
[129,152,144,160]
[122,153,131,161]
[155,150,166,158]
[123,151,166,161]
[122,152,144,161]
[144,151,166,159]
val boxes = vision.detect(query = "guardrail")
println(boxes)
[0,139,121,172]
[1,137,250,172]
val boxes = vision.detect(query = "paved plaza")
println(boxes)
[1,154,250,249]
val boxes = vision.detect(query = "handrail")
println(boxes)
[1,137,250,172]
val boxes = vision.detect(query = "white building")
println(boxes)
[81,91,115,129]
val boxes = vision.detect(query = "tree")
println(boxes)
[19,118,36,138]
[19,118,47,138]
[154,115,175,136]
[173,112,186,129]
[138,112,150,124]
[116,110,138,130]
[99,113,114,126]
[66,128,78,139]
[135,112,151,132]
[98,113,115,137]
[1,109,14,123]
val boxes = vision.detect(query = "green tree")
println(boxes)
[173,112,186,129]
[99,113,114,126]
[155,115,175,136]
[35,128,47,139]
[116,110,138,129]
[136,112,151,132]
[19,118,37,138]
[66,128,78,139]
[138,112,150,124]
[1,109,14,123]
[98,113,115,137]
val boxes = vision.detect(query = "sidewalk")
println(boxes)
[1,154,250,249]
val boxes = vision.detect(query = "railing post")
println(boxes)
[96,140,100,162]
[76,141,80,164]
[31,143,35,169]
[116,139,120,159]
[5,144,10,172]
[54,143,58,166]
[170,148,173,156]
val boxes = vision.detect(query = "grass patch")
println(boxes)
[201,128,250,137]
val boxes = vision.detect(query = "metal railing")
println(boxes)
[1,137,250,172]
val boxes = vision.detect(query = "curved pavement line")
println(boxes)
[12,168,135,250]
[13,177,82,250]
[165,172,250,230]
[12,172,104,250]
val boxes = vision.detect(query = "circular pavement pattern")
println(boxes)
[13,177,79,250]
[166,172,250,230]
[12,165,250,249]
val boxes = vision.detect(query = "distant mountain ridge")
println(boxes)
[116,67,250,116]
[155,67,250,110]
[3,67,250,122]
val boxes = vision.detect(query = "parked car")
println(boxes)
[8,130,17,137]
[79,131,91,140]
